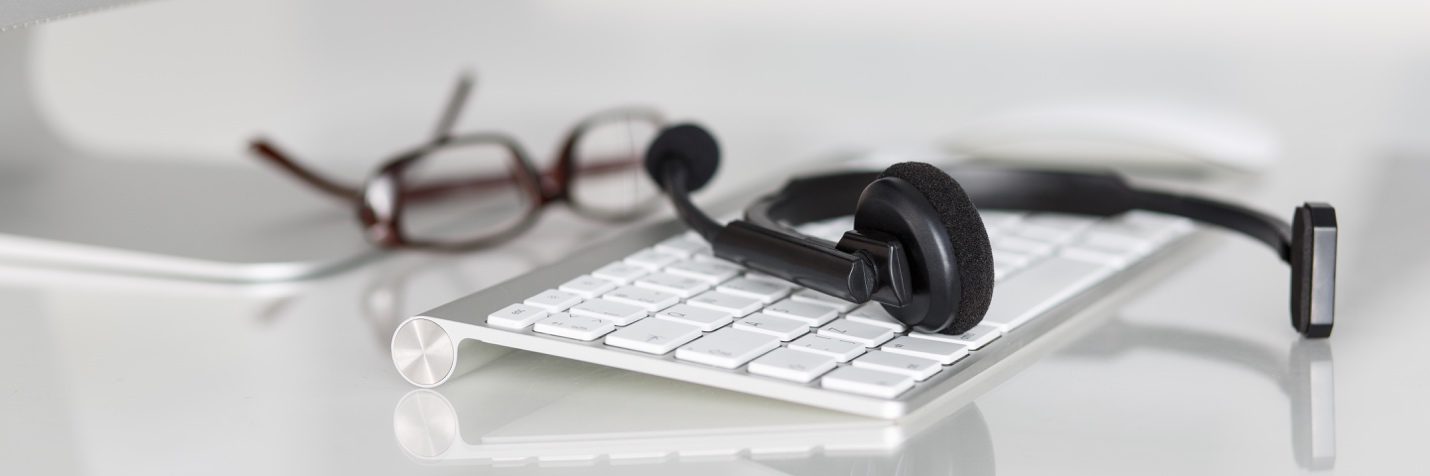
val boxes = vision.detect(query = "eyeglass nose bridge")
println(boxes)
[359,168,408,248]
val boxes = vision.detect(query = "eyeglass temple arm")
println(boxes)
[431,73,475,144]
[249,139,362,202]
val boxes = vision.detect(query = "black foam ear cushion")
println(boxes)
[878,162,995,333]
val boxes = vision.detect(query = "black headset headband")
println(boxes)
[647,123,1337,338]
[748,168,1288,257]
[737,166,1337,338]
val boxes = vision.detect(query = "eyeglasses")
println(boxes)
[249,73,665,251]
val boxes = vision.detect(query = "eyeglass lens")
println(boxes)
[567,114,663,218]
[395,142,536,244]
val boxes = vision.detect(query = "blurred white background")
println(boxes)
[13,0,1430,183]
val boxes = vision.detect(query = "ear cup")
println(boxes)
[858,162,995,334]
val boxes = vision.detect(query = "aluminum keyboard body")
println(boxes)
[393,209,1197,418]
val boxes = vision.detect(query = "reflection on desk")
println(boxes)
[1064,319,1336,471]
[388,313,1335,474]
[391,346,996,474]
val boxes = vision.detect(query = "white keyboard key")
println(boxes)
[603,285,680,312]
[881,336,969,364]
[717,277,793,303]
[675,328,781,369]
[1090,212,1192,247]
[821,366,915,399]
[994,250,1044,281]
[486,304,548,330]
[692,254,740,266]
[1086,219,1173,245]
[978,210,1025,229]
[592,262,649,284]
[1120,210,1195,238]
[1014,213,1099,243]
[980,256,1115,331]
[790,289,857,312]
[1022,213,1100,231]
[993,250,1033,269]
[1012,225,1082,244]
[787,334,866,362]
[559,275,617,298]
[665,260,742,284]
[846,303,906,331]
[533,313,617,341]
[994,253,1033,281]
[853,350,944,380]
[734,313,811,341]
[624,249,683,270]
[523,289,584,312]
[994,236,1056,256]
[1077,230,1155,256]
[687,291,763,317]
[1060,246,1133,267]
[817,319,897,347]
[569,298,648,325]
[741,271,787,284]
[655,304,734,331]
[909,323,1002,350]
[762,299,840,326]
[605,318,703,354]
[655,235,711,257]
[634,272,712,298]
[748,348,838,383]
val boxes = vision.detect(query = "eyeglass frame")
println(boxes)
[249,73,666,251]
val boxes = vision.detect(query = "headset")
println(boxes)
[644,124,1338,338]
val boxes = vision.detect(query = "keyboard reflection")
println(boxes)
[390,316,1335,473]
[391,342,996,474]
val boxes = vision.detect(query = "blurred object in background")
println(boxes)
[17,0,1430,184]
[3,0,1428,279]
[944,102,1279,176]
[0,0,142,31]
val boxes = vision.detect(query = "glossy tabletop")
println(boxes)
[3,149,1428,475]
[4,1,1430,474]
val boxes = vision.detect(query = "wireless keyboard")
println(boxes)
[393,205,1196,419]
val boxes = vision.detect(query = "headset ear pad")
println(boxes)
[855,162,995,334]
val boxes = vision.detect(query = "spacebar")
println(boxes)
[980,256,1115,331]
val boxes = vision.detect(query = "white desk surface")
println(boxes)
[5,1,1430,474]
[2,150,1427,475]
